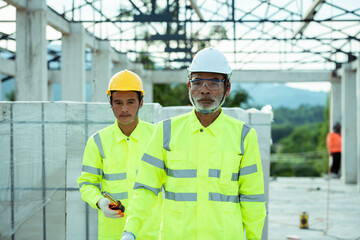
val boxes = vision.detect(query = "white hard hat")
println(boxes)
[188,47,232,76]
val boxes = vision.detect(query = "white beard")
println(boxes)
[189,92,224,114]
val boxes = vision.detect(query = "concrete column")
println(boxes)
[330,76,341,128]
[143,71,153,103]
[341,63,357,184]
[15,0,48,101]
[92,41,111,102]
[61,23,86,101]
[356,59,360,191]
[0,73,2,100]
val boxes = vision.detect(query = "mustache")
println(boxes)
[192,96,216,101]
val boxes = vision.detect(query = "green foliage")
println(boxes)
[135,53,155,70]
[5,90,15,101]
[223,89,249,108]
[279,123,323,153]
[153,84,190,106]
[273,105,325,125]
[271,123,294,143]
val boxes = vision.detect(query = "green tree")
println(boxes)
[5,90,15,101]
[223,89,249,108]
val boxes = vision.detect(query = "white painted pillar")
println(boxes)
[61,23,86,101]
[356,59,360,191]
[15,0,48,101]
[341,63,357,184]
[330,76,341,129]
[92,41,111,102]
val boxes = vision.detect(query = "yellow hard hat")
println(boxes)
[106,70,145,96]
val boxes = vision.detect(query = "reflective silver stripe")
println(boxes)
[165,191,197,201]
[209,169,221,178]
[240,164,258,176]
[231,172,239,181]
[240,124,251,155]
[134,182,161,196]
[109,192,128,200]
[93,132,105,159]
[103,172,127,181]
[163,119,171,151]
[78,181,100,190]
[209,192,239,203]
[239,194,265,202]
[142,153,165,170]
[166,168,197,178]
[82,165,103,176]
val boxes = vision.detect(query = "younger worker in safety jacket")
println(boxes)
[121,48,266,240]
[77,70,162,240]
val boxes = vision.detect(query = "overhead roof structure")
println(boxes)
[0,0,359,71]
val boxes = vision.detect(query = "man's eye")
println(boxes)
[193,82,202,86]
[209,82,219,87]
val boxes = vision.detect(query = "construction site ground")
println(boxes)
[268,177,360,240]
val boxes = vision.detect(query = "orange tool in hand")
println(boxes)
[103,192,125,217]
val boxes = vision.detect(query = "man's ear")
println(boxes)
[139,98,144,109]
[187,81,190,90]
[225,82,231,97]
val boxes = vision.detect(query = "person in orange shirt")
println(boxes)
[326,122,341,176]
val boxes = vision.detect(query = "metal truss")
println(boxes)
[0,0,359,71]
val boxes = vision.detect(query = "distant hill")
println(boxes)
[232,83,328,109]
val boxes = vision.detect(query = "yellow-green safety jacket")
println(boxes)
[125,109,266,240]
[77,120,162,240]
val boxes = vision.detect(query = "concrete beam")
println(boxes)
[3,0,26,10]
[292,0,325,38]
[0,58,15,76]
[148,70,331,83]
[47,8,70,34]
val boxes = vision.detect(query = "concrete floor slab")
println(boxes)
[268,177,360,240]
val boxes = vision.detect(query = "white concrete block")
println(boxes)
[0,102,11,121]
[44,102,66,122]
[13,102,42,121]
[65,102,86,122]
[66,125,86,188]
[249,111,272,125]
[160,106,193,121]
[46,191,66,240]
[45,124,66,189]
[140,103,162,123]
[13,124,42,188]
[87,102,113,123]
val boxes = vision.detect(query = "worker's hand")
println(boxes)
[121,231,135,240]
[98,198,123,219]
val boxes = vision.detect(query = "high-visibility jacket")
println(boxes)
[125,109,266,240]
[77,120,162,240]
[326,132,341,153]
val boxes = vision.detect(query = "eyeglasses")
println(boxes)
[190,79,225,90]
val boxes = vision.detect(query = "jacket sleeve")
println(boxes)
[124,123,166,236]
[238,128,267,240]
[77,136,104,209]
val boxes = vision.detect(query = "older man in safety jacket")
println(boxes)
[121,48,266,240]
[77,70,162,240]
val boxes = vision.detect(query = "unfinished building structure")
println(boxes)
[0,0,359,239]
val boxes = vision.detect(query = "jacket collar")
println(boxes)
[113,119,142,142]
[189,108,223,136]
